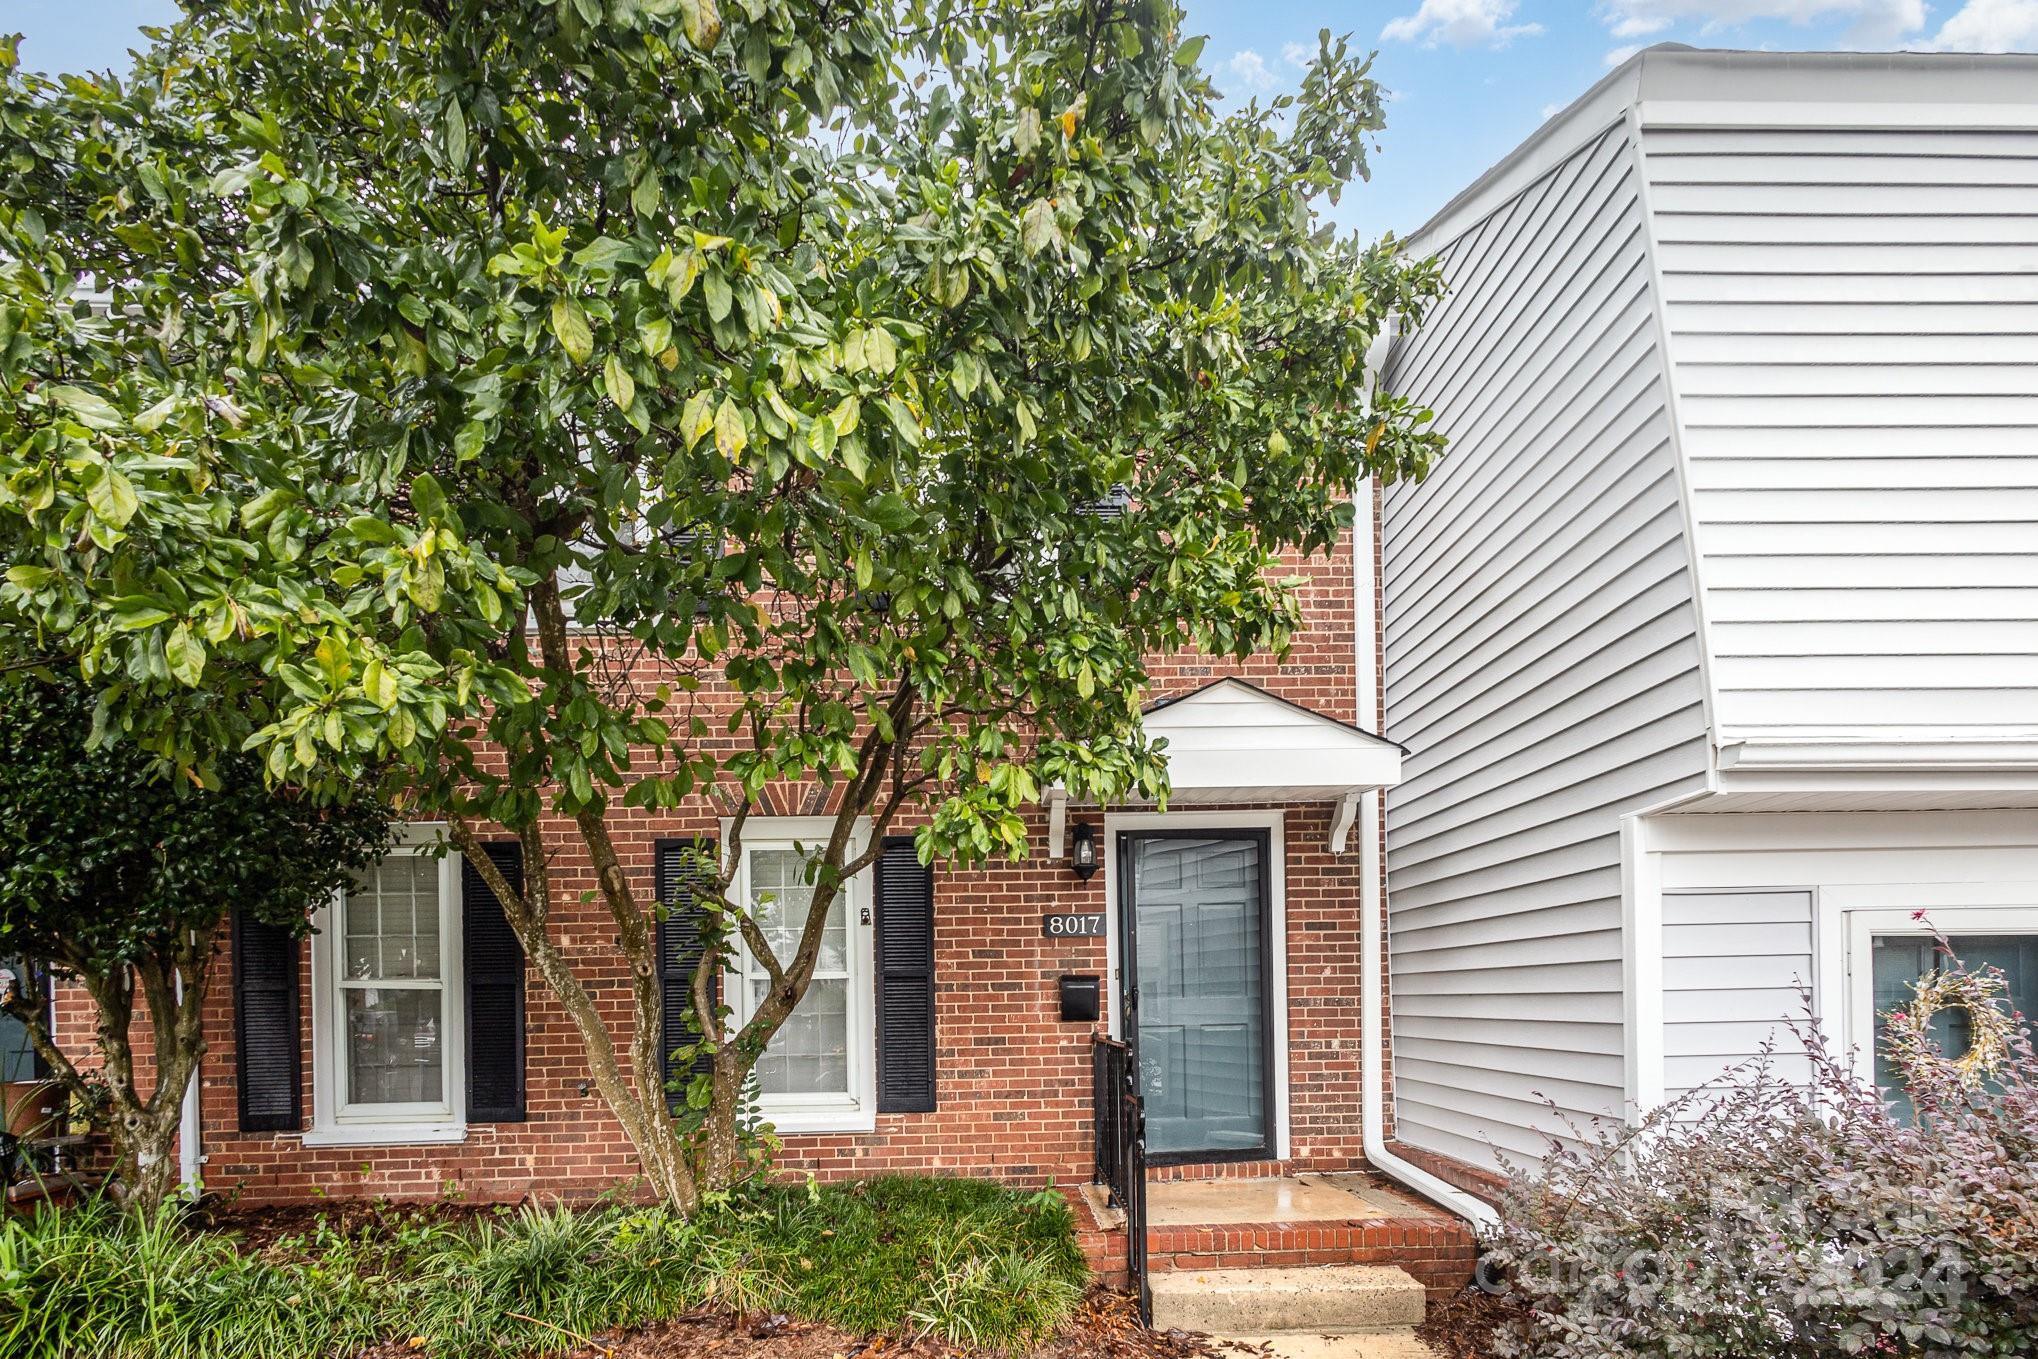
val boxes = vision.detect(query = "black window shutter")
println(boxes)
[655,838,719,1111]
[463,842,528,1123]
[875,835,937,1114]
[231,910,302,1132]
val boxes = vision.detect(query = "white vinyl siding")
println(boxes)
[1381,122,1712,1169]
[1660,889,1813,1100]
[1643,124,2038,741]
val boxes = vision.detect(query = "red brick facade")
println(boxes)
[52,511,1401,1206]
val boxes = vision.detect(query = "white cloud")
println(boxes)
[1927,0,2038,49]
[1540,102,1565,117]
[1382,0,1545,48]
[1282,40,1317,67]
[1604,41,1646,63]
[1597,0,1925,45]
[1223,49,1282,93]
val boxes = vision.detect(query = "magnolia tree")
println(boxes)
[0,0,1442,1211]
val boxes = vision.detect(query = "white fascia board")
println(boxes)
[1718,739,2038,775]
[1639,99,2038,130]
[1159,743,1403,795]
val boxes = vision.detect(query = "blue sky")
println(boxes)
[14,1,2038,240]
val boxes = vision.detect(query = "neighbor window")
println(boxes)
[308,843,465,1144]
[0,957,49,1083]
[1850,909,2038,1124]
[727,822,874,1132]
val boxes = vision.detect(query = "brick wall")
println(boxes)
[53,512,1401,1203]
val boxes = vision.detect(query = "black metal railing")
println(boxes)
[1091,1035,1150,1323]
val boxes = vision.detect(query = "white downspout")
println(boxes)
[1356,323,1500,1238]
[175,969,202,1198]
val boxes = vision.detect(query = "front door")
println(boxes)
[1119,830,1273,1163]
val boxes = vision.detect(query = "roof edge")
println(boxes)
[1141,675,1408,753]
[1406,44,2038,255]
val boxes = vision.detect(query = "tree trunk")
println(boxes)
[115,1105,188,1211]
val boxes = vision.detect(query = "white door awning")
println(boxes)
[1046,678,1406,855]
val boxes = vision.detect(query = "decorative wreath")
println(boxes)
[1883,964,2017,1088]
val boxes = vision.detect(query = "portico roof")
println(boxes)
[1047,678,1405,855]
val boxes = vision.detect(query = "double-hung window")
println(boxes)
[726,819,875,1133]
[307,840,466,1145]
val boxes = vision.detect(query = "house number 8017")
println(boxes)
[1041,912,1106,938]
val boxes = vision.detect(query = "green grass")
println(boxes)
[0,1177,1089,1359]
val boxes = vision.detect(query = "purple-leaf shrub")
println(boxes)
[1490,950,2038,1358]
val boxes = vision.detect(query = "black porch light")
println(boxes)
[1070,822,1100,880]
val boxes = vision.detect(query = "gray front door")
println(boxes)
[1120,830,1273,1163]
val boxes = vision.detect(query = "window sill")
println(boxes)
[302,1123,468,1148]
[758,1105,875,1136]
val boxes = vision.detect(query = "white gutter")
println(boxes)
[1356,324,1500,1239]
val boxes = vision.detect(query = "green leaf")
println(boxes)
[703,269,732,324]
[454,421,486,463]
[550,297,594,364]
[882,396,922,447]
[110,601,174,631]
[681,391,715,450]
[50,385,122,431]
[1175,35,1207,67]
[1020,198,1057,256]
[630,174,661,219]
[679,0,723,49]
[572,236,635,271]
[133,396,178,433]
[829,396,860,437]
[364,657,399,710]
[604,354,637,411]
[165,622,205,686]
[444,96,468,169]
[668,248,702,304]
[1013,107,1041,157]
[88,467,139,528]
[410,471,450,523]
[865,326,897,376]
[713,396,747,459]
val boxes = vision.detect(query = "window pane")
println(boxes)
[747,848,846,975]
[1873,932,2037,1122]
[748,976,849,1096]
[0,958,47,1083]
[344,986,443,1105]
[345,857,441,981]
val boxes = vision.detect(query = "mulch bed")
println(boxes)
[1416,1285,1520,1359]
[358,1289,1232,1359]
[193,1197,510,1250]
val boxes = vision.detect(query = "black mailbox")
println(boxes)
[1058,973,1101,1023]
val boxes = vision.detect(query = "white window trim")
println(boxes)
[1837,899,2038,1088]
[719,816,877,1134]
[307,827,467,1146]
[1102,809,1291,1162]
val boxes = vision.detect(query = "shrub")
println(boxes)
[0,1176,1088,1357]
[1490,946,2038,1357]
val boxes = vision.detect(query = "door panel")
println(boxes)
[1124,833,1271,1161]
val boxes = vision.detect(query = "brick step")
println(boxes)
[1216,1331,1439,1358]
[1150,1264,1426,1335]
[1149,1216,1476,1296]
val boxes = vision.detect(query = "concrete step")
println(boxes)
[1217,1332,1438,1359]
[1150,1264,1427,1336]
